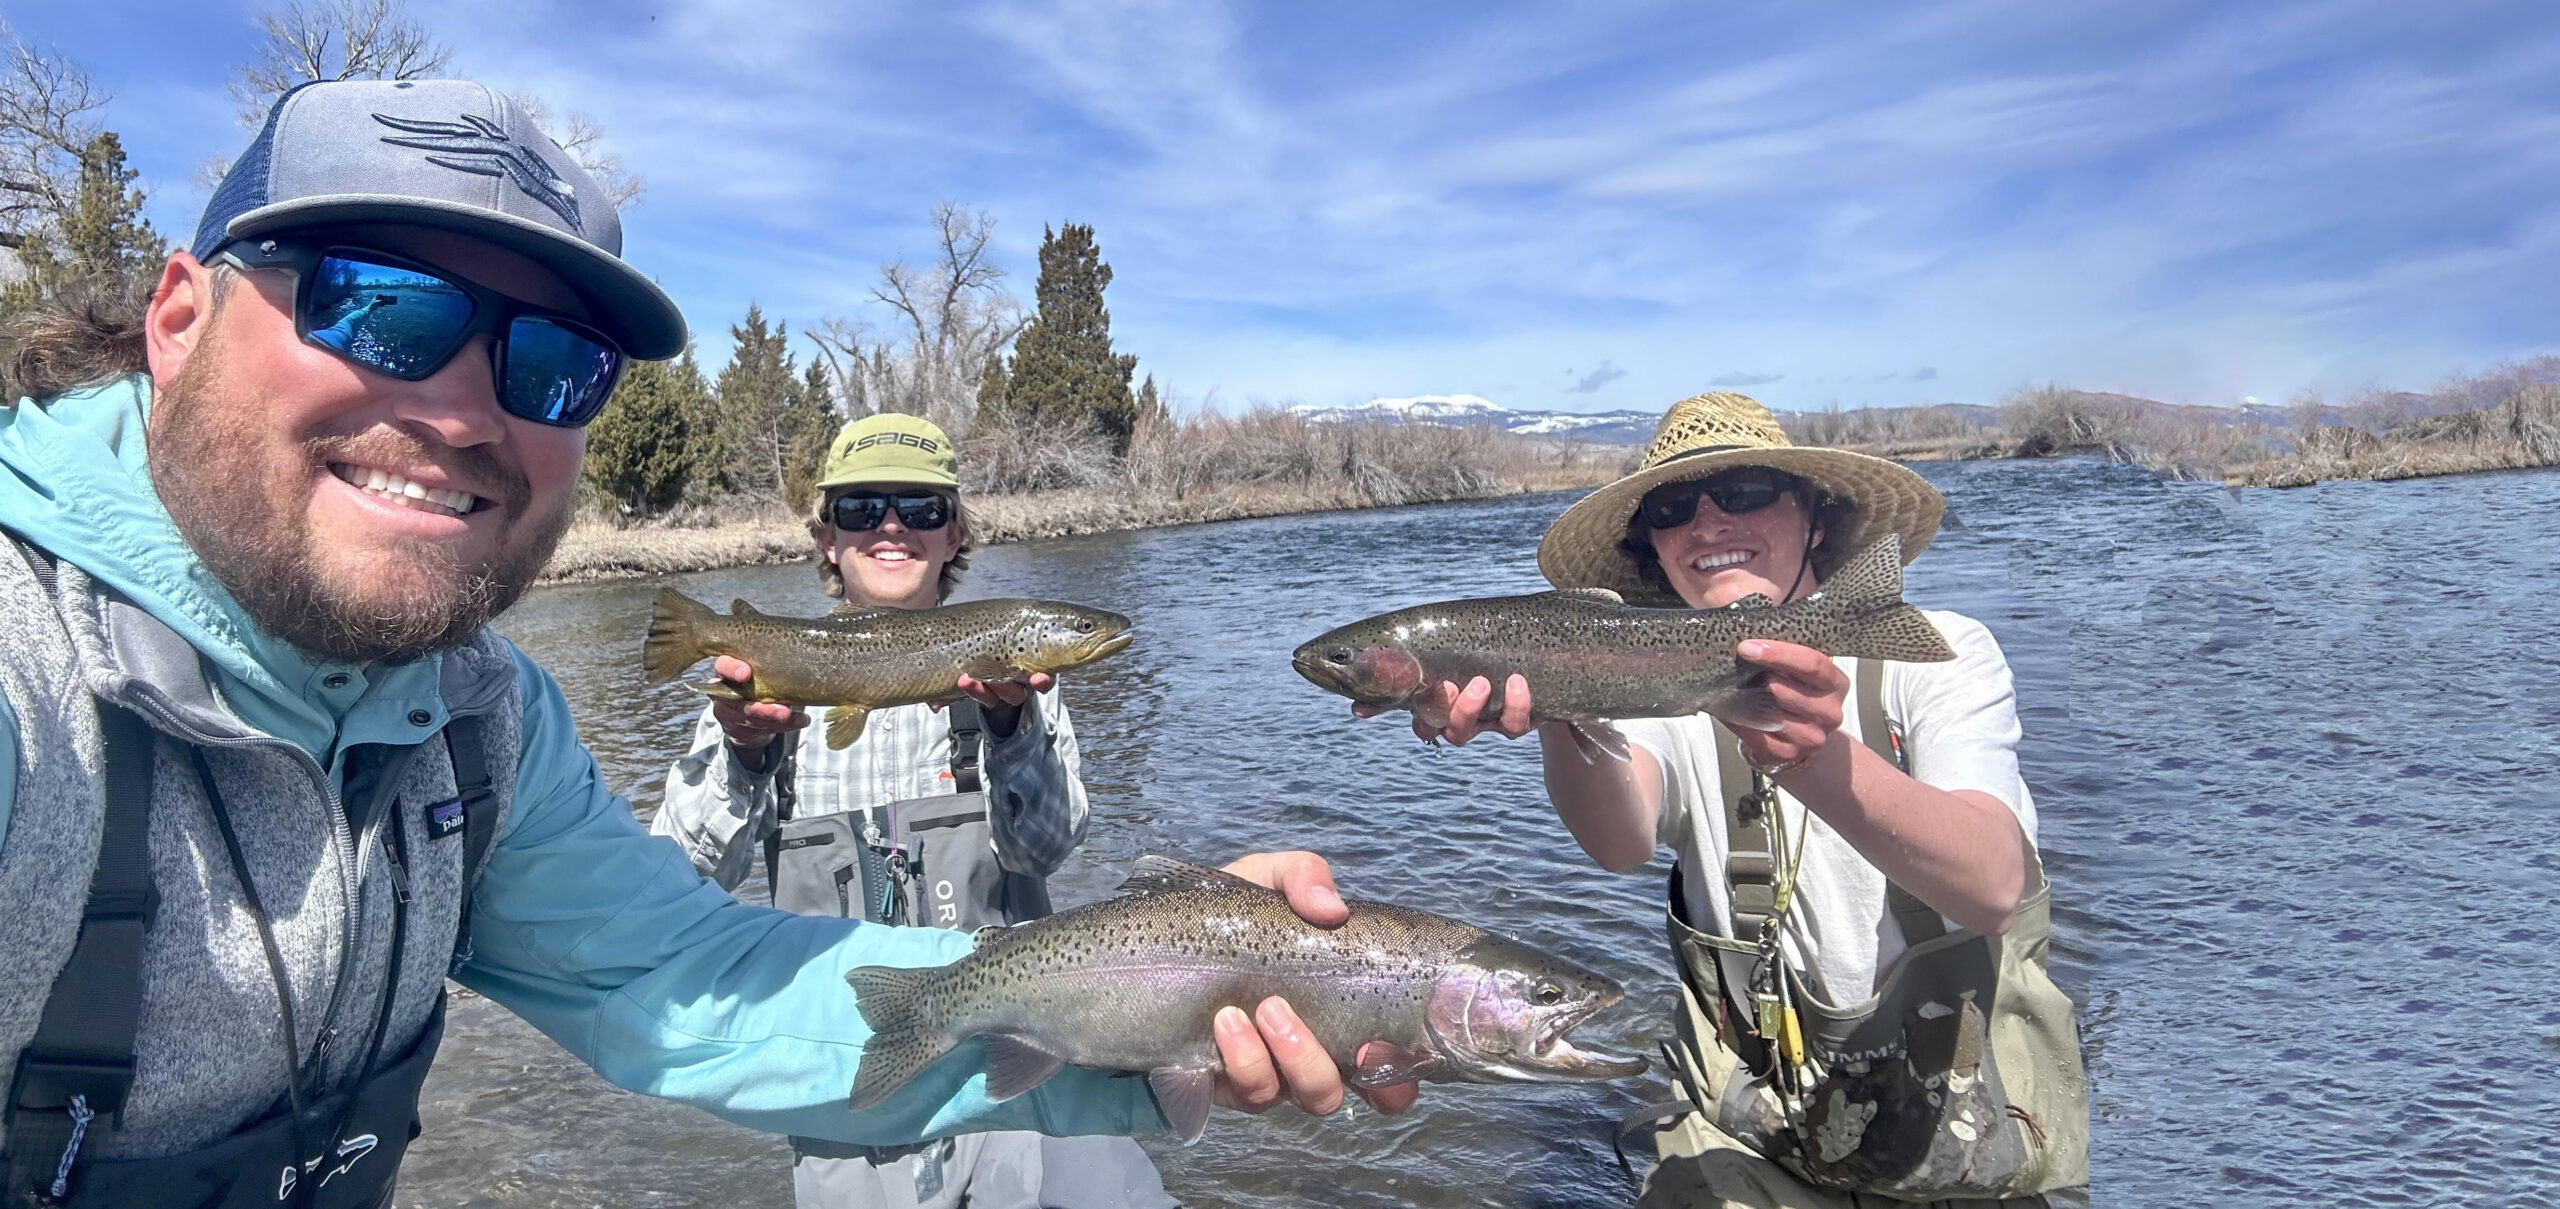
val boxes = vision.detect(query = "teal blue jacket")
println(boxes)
[0,376,1163,1143]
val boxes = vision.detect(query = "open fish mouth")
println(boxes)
[1531,1001,1648,1079]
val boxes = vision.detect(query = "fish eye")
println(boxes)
[1533,980,1565,1005]
[1073,618,1096,632]
[1325,647,1353,665]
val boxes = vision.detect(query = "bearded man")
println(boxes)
[0,80,1405,1209]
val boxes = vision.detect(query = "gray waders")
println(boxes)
[2,706,502,1208]
[1632,660,2087,1207]
[760,703,1169,1209]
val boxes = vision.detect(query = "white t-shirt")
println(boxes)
[1615,609,2036,1006]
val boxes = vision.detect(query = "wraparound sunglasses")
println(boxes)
[829,490,954,533]
[214,238,627,427]
[1638,466,1804,530]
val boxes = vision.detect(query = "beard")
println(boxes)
[149,334,574,665]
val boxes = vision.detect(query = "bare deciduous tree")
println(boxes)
[232,0,450,123]
[0,25,110,253]
[504,92,645,211]
[810,202,1028,434]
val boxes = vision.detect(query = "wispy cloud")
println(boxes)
[1566,361,1627,394]
[28,0,2560,412]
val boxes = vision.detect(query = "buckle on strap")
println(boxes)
[11,1052,135,1117]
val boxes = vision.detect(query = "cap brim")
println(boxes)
[813,468,961,491]
[221,195,688,359]
[1535,446,1944,602]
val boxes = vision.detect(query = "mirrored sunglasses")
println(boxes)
[215,239,627,427]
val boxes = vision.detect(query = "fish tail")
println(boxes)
[643,589,718,684]
[1810,537,1956,663]
[844,965,953,1114]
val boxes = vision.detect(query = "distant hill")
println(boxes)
[1290,395,1659,445]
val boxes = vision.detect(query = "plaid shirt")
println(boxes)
[652,690,1090,896]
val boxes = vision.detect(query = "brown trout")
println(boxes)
[641,590,1134,749]
[842,857,1644,1141]
[1292,536,1953,760]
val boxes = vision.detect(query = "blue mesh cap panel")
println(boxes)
[189,84,308,260]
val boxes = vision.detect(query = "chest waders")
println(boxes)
[1636,659,2088,1201]
[762,701,1053,932]
[1,709,503,1209]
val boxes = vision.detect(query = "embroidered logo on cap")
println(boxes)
[371,112,584,234]
[426,797,466,839]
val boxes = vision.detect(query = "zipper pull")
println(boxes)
[378,833,411,904]
[311,1024,338,1073]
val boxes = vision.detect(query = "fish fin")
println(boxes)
[1826,604,1958,663]
[1547,587,1625,604]
[843,965,951,1114]
[1350,1042,1443,1089]
[1713,682,1790,733]
[686,677,748,701]
[824,705,873,750]
[641,588,716,684]
[981,1034,1069,1102]
[1564,721,1632,765]
[1147,1066,1218,1145]
[1115,855,1270,899]
[1813,536,1905,607]
[728,597,769,617]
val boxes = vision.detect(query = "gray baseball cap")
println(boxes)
[191,79,687,359]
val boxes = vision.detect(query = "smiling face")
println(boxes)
[144,227,588,665]
[825,487,967,610]
[1644,472,1825,609]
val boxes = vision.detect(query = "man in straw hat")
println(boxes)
[1359,391,2086,1206]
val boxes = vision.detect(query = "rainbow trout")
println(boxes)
[843,857,1645,1141]
[1292,536,1954,760]
[641,589,1133,749]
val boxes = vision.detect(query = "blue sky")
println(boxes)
[16,0,2560,413]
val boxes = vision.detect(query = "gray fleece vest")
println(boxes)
[0,545,521,1160]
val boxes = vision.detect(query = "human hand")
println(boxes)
[952,671,1054,710]
[1208,851,1421,1117]
[708,656,806,756]
[1351,673,1536,747]
[1726,640,1848,774]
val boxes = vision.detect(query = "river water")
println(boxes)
[395,457,2560,1207]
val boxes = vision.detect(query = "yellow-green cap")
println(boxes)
[816,413,961,491]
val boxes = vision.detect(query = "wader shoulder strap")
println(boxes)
[945,700,984,794]
[1717,661,1945,944]
[6,706,158,1205]
[442,717,503,972]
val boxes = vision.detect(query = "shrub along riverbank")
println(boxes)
[539,408,1633,584]
[1783,360,2560,489]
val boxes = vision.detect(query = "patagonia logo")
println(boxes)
[853,431,943,455]
[426,797,466,839]
[371,112,584,234]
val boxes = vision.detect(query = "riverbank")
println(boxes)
[538,461,1626,584]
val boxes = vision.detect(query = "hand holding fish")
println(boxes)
[1723,639,1849,776]
[1208,851,1422,1118]
[1351,674,1539,747]
[706,656,808,764]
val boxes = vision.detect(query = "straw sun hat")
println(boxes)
[1536,391,1945,604]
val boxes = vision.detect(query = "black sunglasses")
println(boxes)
[1638,467,1804,530]
[829,490,954,533]
[215,238,627,427]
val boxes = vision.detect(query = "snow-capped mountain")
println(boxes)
[1290,395,1657,445]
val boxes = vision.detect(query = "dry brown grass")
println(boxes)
[540,408,1632,583]
[2224,383,2560,487]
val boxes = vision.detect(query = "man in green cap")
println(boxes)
[654,414,1161,1206]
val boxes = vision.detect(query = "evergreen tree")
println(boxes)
[714,304,799,498]
[974,351,1011,424]
[1006,223,1139,454]
[1135,374,1165,430]
[582,355,698,515]
[779,358,840,508]
[0,131,166,322]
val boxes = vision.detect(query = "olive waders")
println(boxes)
[1632,660,2088,1208]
